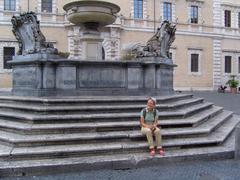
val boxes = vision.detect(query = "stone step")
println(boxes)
[0,116,237,159]
[0,94,193,106]
[0,93,238,178]
[0,110,232,147]
[134,110,233,138]
[0,102,214,123]
[0,106,224,135]
[0,97,204,113]
[160,105,223,127]
[0,132,235,177]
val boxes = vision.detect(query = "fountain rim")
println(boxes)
[63,0,120,14]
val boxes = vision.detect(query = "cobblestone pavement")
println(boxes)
[1,90,240,180]
[187,91,240,115]
[2,159,240,180]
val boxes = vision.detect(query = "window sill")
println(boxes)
[0,69,12,73]
[40,12,54,15]
[3,10,17,13]
[222,73,233,78]
[189,72,202,76]
[132,17,144,21]
[190,22,199,25]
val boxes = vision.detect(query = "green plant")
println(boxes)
[58,51,70,58]
[226,75,239,88]
[120,53,136,60]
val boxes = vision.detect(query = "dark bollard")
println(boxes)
[235,123,240,159]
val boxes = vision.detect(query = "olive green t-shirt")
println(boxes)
[140,108,159,125]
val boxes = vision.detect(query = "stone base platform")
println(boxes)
[0,94,239,177]
[0,135,235,177]
[10,56,175,97]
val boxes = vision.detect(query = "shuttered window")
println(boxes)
[134,0,143,18]
[191,54,199,72]
[42,0,52,13]
[225,10,231,27]
[163,2,172,21]
[190,6,198,24]
[224,56,231,73]
[4,0,16,11]
[3,47,15,69]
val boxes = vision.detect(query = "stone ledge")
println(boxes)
[0,117,235,159]
[0,110,233,146]
[0,106,224,134]
[0,94,192,103]
[0,135,235,177]
[0,97,203,112]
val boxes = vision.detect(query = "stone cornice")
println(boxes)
[221,2,240,9]
[222,49,240,53]
[122,25,240,40]
[187,47,203,51]
[185,0,204,4]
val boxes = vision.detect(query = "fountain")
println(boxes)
[9,0,176,97]
[63,0,120,60]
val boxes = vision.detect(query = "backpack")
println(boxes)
[143,108,156,119]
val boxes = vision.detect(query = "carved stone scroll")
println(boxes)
[11,12,58,56]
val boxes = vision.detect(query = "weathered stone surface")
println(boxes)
[235,123,240,159]
[11,12,58,56]
[126,21,176,58]
[0,94,239,177]
[10,59,176,96]
[63,0,120,60]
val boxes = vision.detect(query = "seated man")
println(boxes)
[140,97,165,156]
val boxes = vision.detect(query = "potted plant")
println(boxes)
[226,75,239,94]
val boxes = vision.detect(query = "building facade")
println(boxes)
[0,0,240,91]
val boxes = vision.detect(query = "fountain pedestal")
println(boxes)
[80,27,103,60]
[63,0,120,60]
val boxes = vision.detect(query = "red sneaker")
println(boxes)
[158,148,165,156]
[150,149,155,156]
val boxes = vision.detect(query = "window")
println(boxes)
[190,6,198,24]
[42,0,52,13]
[191,54,199,72]
[3,47,15,69]
[224,10,231,27]
[224,56,231,73]
[238,12,240,28]
[238,57,240,74]
[4,0,16,11]
[134,0,143,18]
[163,2,172,21]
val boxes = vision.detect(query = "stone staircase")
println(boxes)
[0,93,239,177]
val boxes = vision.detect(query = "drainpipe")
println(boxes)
[27,0,30,12]
[154,0,156,32]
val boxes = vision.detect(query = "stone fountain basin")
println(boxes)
[63,0,120,26]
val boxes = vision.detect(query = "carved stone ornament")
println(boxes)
[132,20,176,58]
[11,12,58,55]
